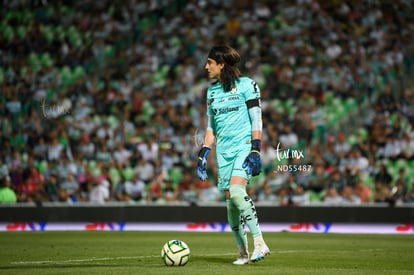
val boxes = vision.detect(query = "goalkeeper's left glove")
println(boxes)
[197,146,211,181]
[242,139,262,176]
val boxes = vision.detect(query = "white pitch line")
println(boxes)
[10,254,235,265]
[11,256,155,265]
[10,249,384,266]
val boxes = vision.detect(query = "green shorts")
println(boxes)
[216,146,251,191]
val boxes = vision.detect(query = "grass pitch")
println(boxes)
[0,231,413,275]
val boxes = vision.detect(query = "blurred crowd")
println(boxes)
[1,0,414,206]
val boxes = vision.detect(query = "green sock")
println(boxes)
[226,199,248,252]
[229,185,262,238]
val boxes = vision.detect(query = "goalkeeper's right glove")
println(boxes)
[197,146,211,181]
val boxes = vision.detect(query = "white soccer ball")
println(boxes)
[161,240,190,266]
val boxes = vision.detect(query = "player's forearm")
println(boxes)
[248,105,262,141]
[252,130,262,141]
[204,129,215,148]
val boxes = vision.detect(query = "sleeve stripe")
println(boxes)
[246,98,260,109]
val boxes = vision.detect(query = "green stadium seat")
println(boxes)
[364,175,375,189]
[106,115,119,129]
[92,115,102,125]
[91,167,102,177]
[3,25,14,41]
[73,66,86,79]
[394,159,407,171]
[344,97,357,112]
[105,45,115,58]
[262,64,273,77]
[16,25,27,39]
[88,160,97,169]
[357,127,368,142]
[346,134,357,146]
[324,92,334,105]
[309,191,323,203]
[41,52,53,68]
[28,52,42,72]
[42,25,54,44]
[168,167,183,185]
[60,66,74,86]
[37,160,48,174]
[109,167,121,187]
[332,97,342,107]
[122,166,135,181]
[55,26,65,41]
[283,99,297,116]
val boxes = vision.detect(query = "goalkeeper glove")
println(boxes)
[242,139,262,176]
[197,146,211,181]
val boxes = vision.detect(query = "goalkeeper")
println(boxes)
[197,45,270,265]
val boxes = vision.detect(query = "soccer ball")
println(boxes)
[161,240,190,266]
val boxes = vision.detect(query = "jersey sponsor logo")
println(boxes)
[212,106,240,115]
[227,95,240,101]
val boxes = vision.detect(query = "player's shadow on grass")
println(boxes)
[193,256,231,264]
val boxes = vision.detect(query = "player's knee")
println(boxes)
[229,185,247,208]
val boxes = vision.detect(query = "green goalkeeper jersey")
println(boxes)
[207,76,261,154]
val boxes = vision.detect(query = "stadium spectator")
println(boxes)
[257,180,279,204]
[124,174,146,202]
[197,178,222,203]
[162,179,178,202]
[42,173,59,202]
[345,148,369,176]
[95,141,113,164]
[308,164,328,194]
[56,156,77,181]
[47,138,64,161]
[279,125,299,148]
[323,186,343,206]
[391,168,410,204]
[327,170,346,194]
[381,134,403,160]
[79,134,96,161]
[282,185,310,206]
[146,172,165,202]
[373,177,392,203]
[400,88,414,121]
[406,187,414,204]
[267,169,290,192]
[135,157,155,184]
[376,84,399,114]
[260,141,277,171]
[334,133,351,158]
[340,186,362,205]
[113,141,133,167]
[354,181,372,203]
[400,132,414,160]
[374,164,393,187]
[89,179,111,204]
[113,175,132,202]
[59,172,81,202]
[389,180,408,206]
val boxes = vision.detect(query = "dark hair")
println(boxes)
[208,45,241,92]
